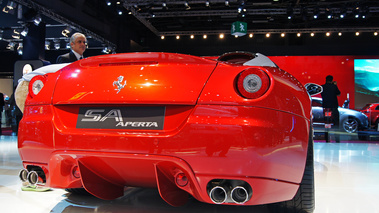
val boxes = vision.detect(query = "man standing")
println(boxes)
[56,32,87,63]
[321,75,341,142]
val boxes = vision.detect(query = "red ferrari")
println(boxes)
[18,52,315,212]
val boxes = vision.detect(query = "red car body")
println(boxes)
[360,103,379,129]
[18,52,314,211]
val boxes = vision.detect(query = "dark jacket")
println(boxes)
[56,51,78,63]
[321,82,341,108]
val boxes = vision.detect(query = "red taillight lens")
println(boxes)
[236,68,270,99]
[28,75,47,98]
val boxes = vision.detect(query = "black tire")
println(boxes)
[271,129,315,213]
[341,117,359,133]
[65,188,91,195]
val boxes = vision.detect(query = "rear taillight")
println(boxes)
[29,75,47,98]
[236,68,270,99]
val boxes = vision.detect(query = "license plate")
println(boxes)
[76,106,165,130]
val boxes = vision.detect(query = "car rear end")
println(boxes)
[18,52,312,207]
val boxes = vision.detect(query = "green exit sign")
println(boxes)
[231,21,247,36]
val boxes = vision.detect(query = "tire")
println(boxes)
[65,188,91,195]
[271,128,315,213]
[341,117,359,133]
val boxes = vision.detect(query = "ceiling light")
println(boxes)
[190,35,194,39]
[62,26,71,37]
[160,35,165,40]
[374,32,378,36]
[310,33,315,37]
[176,35,180,39]
[249,33,253,38]
[265,33,270,38]
[281,33,285,37]
[355,32,360,36]
[45,41,50,50]
[219,34,224,39]
[7,42,15,51]
[102,46,112,54]
[33,15,42,26]
[205,1,210,7]
[203,34,207,39]
[225,1,229,6]
[21,27,28,37]
[297,33,301,37]
[326,32,331,37]
[184,2,190,10]
[106,0,111,6]
[338,32,342,36]
[3,1,17,14]
[17,43,23,55]
[12,29,20,39]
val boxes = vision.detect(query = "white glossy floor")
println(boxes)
[1,135,379,213]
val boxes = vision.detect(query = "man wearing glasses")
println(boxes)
[56,32,87,63]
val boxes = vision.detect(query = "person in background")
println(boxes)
[321,75,341,142]
[0,92,4,135]
[56,32,87,63]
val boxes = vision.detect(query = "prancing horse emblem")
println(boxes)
[113,76,127,94]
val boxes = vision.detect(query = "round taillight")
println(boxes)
[29,75,47,98]
[237,68,270,99]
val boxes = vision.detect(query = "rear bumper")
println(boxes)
[18,104,310,205]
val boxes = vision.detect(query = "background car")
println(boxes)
[360,103,379,130]
[17,52,315,212]
[312,97,369,133]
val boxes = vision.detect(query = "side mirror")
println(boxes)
[304,83,323,96]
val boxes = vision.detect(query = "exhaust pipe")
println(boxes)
[27,171,39,186]
[209,186,227,204]
[231,186,249,204]
[19,169,29,182]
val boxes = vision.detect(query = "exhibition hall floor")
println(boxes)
[1,135,379,213]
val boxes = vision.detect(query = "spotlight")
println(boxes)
[33,15,42,26]
[45,41,50,50]
[62,26,71,37]
[21,27,28,37]
[176,35,180,39]
[12,29,20,39]
[203,34,207,39]
[7,42,15,51]
[54,39,60,50]
[106,0,111,6]
[225,1,229,6]
[355,32,360,36]
[281,33,285,37]
[374,32,378,36]
[219,34,224,39]
[265,33,270,38]
[338,32,342,36]
[297,33,301,37]
[249,33,253,38]
[326,32,331,37]
[205,1,210,7]
[3,1,17,14]
[17,43,23,55]
[0,30,3,40]
[310,32,315,37]
[184,2,190,10]
[102,46,112,54]
[160,35,165,40]
[190,35,194,39]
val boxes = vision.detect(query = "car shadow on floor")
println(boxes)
[52,187,273,213]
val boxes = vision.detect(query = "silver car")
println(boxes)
[312,97,369,133]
